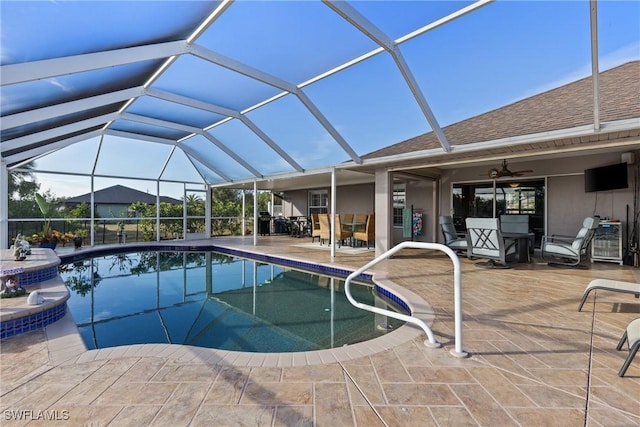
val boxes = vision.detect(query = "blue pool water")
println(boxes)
[60,251,406,352]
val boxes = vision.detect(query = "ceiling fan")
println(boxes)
[487,159,533,179]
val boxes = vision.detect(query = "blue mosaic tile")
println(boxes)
[375,285,411,314]
[0,303,67,339]
[19,266,58,286]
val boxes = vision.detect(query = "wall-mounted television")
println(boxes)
[584,162,629,193]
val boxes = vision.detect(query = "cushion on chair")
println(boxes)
[545,242,578,257]
[441,222,458,242]
[467,218,503,258]
[500,215,529,234]
[447,239,467,250]
[572,217,597,250]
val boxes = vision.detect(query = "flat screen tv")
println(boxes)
[584,162,629,193]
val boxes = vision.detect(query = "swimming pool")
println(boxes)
[60,250,406,352]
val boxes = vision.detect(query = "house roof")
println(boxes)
[364,60,640,161]
[66,185,182,205]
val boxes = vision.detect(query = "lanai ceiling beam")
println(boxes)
[179,144,232,182]
[120,112,201,135]
[2,112,120,153]
[324,0,451,152]
[150,88,308,172]
[589,0,600,131]
[146,88,239,118]
[200,132,264,179]
[1,41,189,86]
[190,44,362,164]
[4,130,104,166]
[2,87,145,130]
[239,116,304,172]
[103,129,178,146]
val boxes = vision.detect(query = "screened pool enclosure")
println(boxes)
[2,1,639,248]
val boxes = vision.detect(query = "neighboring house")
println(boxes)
[65,185,182,218]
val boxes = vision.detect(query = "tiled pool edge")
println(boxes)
[1,247,69,339]
[0,299,67,339]
[49,242,436,367]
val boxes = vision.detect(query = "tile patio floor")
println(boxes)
[1,235,639,426]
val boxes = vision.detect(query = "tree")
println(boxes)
[185,194,205,216]
[8,169,40,220]
[240,190,270,217]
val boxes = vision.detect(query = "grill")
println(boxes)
[258,211,272,235]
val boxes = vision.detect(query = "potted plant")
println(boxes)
[73,229,88,249]
[32,192,67,249]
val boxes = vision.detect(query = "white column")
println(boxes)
[205,185,212,238]
[90,176,95,247]
[242,190,246,237]
[253,180,258,246]
[330,167,336,260]
[374,168,392,256]
[0,159,8,249]
[156,181,161,242]
[182,184,187,240]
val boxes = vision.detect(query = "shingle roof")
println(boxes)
[364,61,640,160]
[66,185,182,205]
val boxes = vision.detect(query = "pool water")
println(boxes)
[60,251,406,352]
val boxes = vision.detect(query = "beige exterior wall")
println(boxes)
[276,150,638,257]
[437,151,636,242]
[336,184,375,216]
[279,184,374,218]
[390,177,436,245]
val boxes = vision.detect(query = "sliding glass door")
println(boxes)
[452,179,545,245]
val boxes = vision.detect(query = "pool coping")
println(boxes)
[47,242,436,368]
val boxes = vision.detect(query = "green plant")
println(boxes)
[31,192,70,245]
[74,229,88,238]
[34,192,54,238]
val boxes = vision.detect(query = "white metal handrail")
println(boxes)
[344,241,467,358]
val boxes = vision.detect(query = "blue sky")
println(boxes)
[2,0,639,198]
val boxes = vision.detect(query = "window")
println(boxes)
[392,183,406,226]
[308,190,328,215]
[452,179,545,245]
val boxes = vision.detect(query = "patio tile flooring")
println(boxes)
[1,235,639,426]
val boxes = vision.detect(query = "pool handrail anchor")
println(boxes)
[344,241,468,358]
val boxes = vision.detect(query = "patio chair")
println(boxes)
[354,213,375,249]
[342,213,354,232]
[616,318,640,377]
[541,216,600,268]
[577,279,640,311]
[332,214,353,247]
[318,213,330,245]
[310,213,321,243]
[354,213,368,232]
[439,215,467,253]
[465,217,517,269]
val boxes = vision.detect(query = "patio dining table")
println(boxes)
[343,221,366,232]
[502,232,535,263]
[343,221,366,247]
